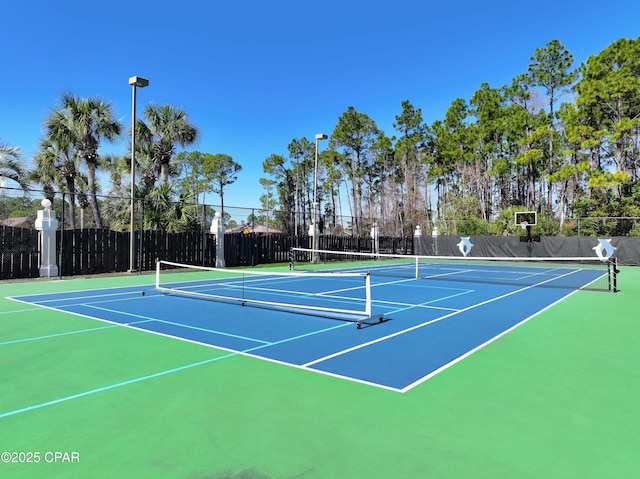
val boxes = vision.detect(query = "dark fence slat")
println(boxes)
[0,225,39,279]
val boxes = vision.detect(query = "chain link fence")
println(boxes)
[1,186,639,237]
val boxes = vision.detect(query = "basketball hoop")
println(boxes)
[519,220,529,231]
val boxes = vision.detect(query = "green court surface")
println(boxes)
[1,267,638,478]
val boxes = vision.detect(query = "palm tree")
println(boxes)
[76,189,91,229]
[137,104,198,185]
[144,183,197,232]
[0,141,29,190]
[32,137,80,229]
[100,153,133,230]
[45,92,122,229]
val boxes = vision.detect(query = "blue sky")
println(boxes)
[2,0,640,212]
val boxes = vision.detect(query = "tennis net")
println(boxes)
[156,260,380,326]
[290,247,619,292]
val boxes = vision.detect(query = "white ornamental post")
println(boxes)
[371,222,379,255]
[210,211,225,267]
[432,226,439,256]
[35,199,59,277]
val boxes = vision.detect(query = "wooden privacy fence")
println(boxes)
[57,229,217,276]
[58,229,127,276]
[224,233,293,267]
[0,225,39,279]
[317,235,414,255]
[5,224,640,280]
[1,225,416,279]
[221,233,414,267]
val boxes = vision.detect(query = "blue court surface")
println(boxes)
[11,265,607,392]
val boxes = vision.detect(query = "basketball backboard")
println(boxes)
[515,211,537,226]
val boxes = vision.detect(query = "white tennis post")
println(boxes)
[432,225,439,256]
[210,211,225,267]
[365,273,372,317]
[35,199,58,277]
[371,222,379,256]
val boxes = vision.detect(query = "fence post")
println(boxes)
[210,211,225,267]
[35,199,59,277]
[371,222,379,255]
[432,226,439,255]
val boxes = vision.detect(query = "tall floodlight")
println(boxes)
[313,133,328,261]
[128,76,149,273]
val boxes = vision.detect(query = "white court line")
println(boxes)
[0,307,46,315]
[399,288,580,392]
[83,304,271,344]
[9,290,148,305]
[302,268,583,369]
[5,266,589,398]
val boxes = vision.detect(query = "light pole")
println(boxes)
[313,133,328,261]
[128,76,149,273]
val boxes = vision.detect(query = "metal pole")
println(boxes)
[59,192,65,278]
[129,83,137,272]
[313,137,319,233]
[266,187,270,235]
[202,192,206,266]
[312,134,327,261]
[128,76,148,272]
[138,197,144,273]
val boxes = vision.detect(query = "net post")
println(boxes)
[610,257,619,293]
[155,259,161,289]
[365,273,372,317]
[415,256,419,279]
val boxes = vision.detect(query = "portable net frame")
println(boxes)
[290,248,619,292]
[155,260,382,327]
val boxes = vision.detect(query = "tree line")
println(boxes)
[260,37,640,237]
[1,96,241,232]
[1,37,639,237]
